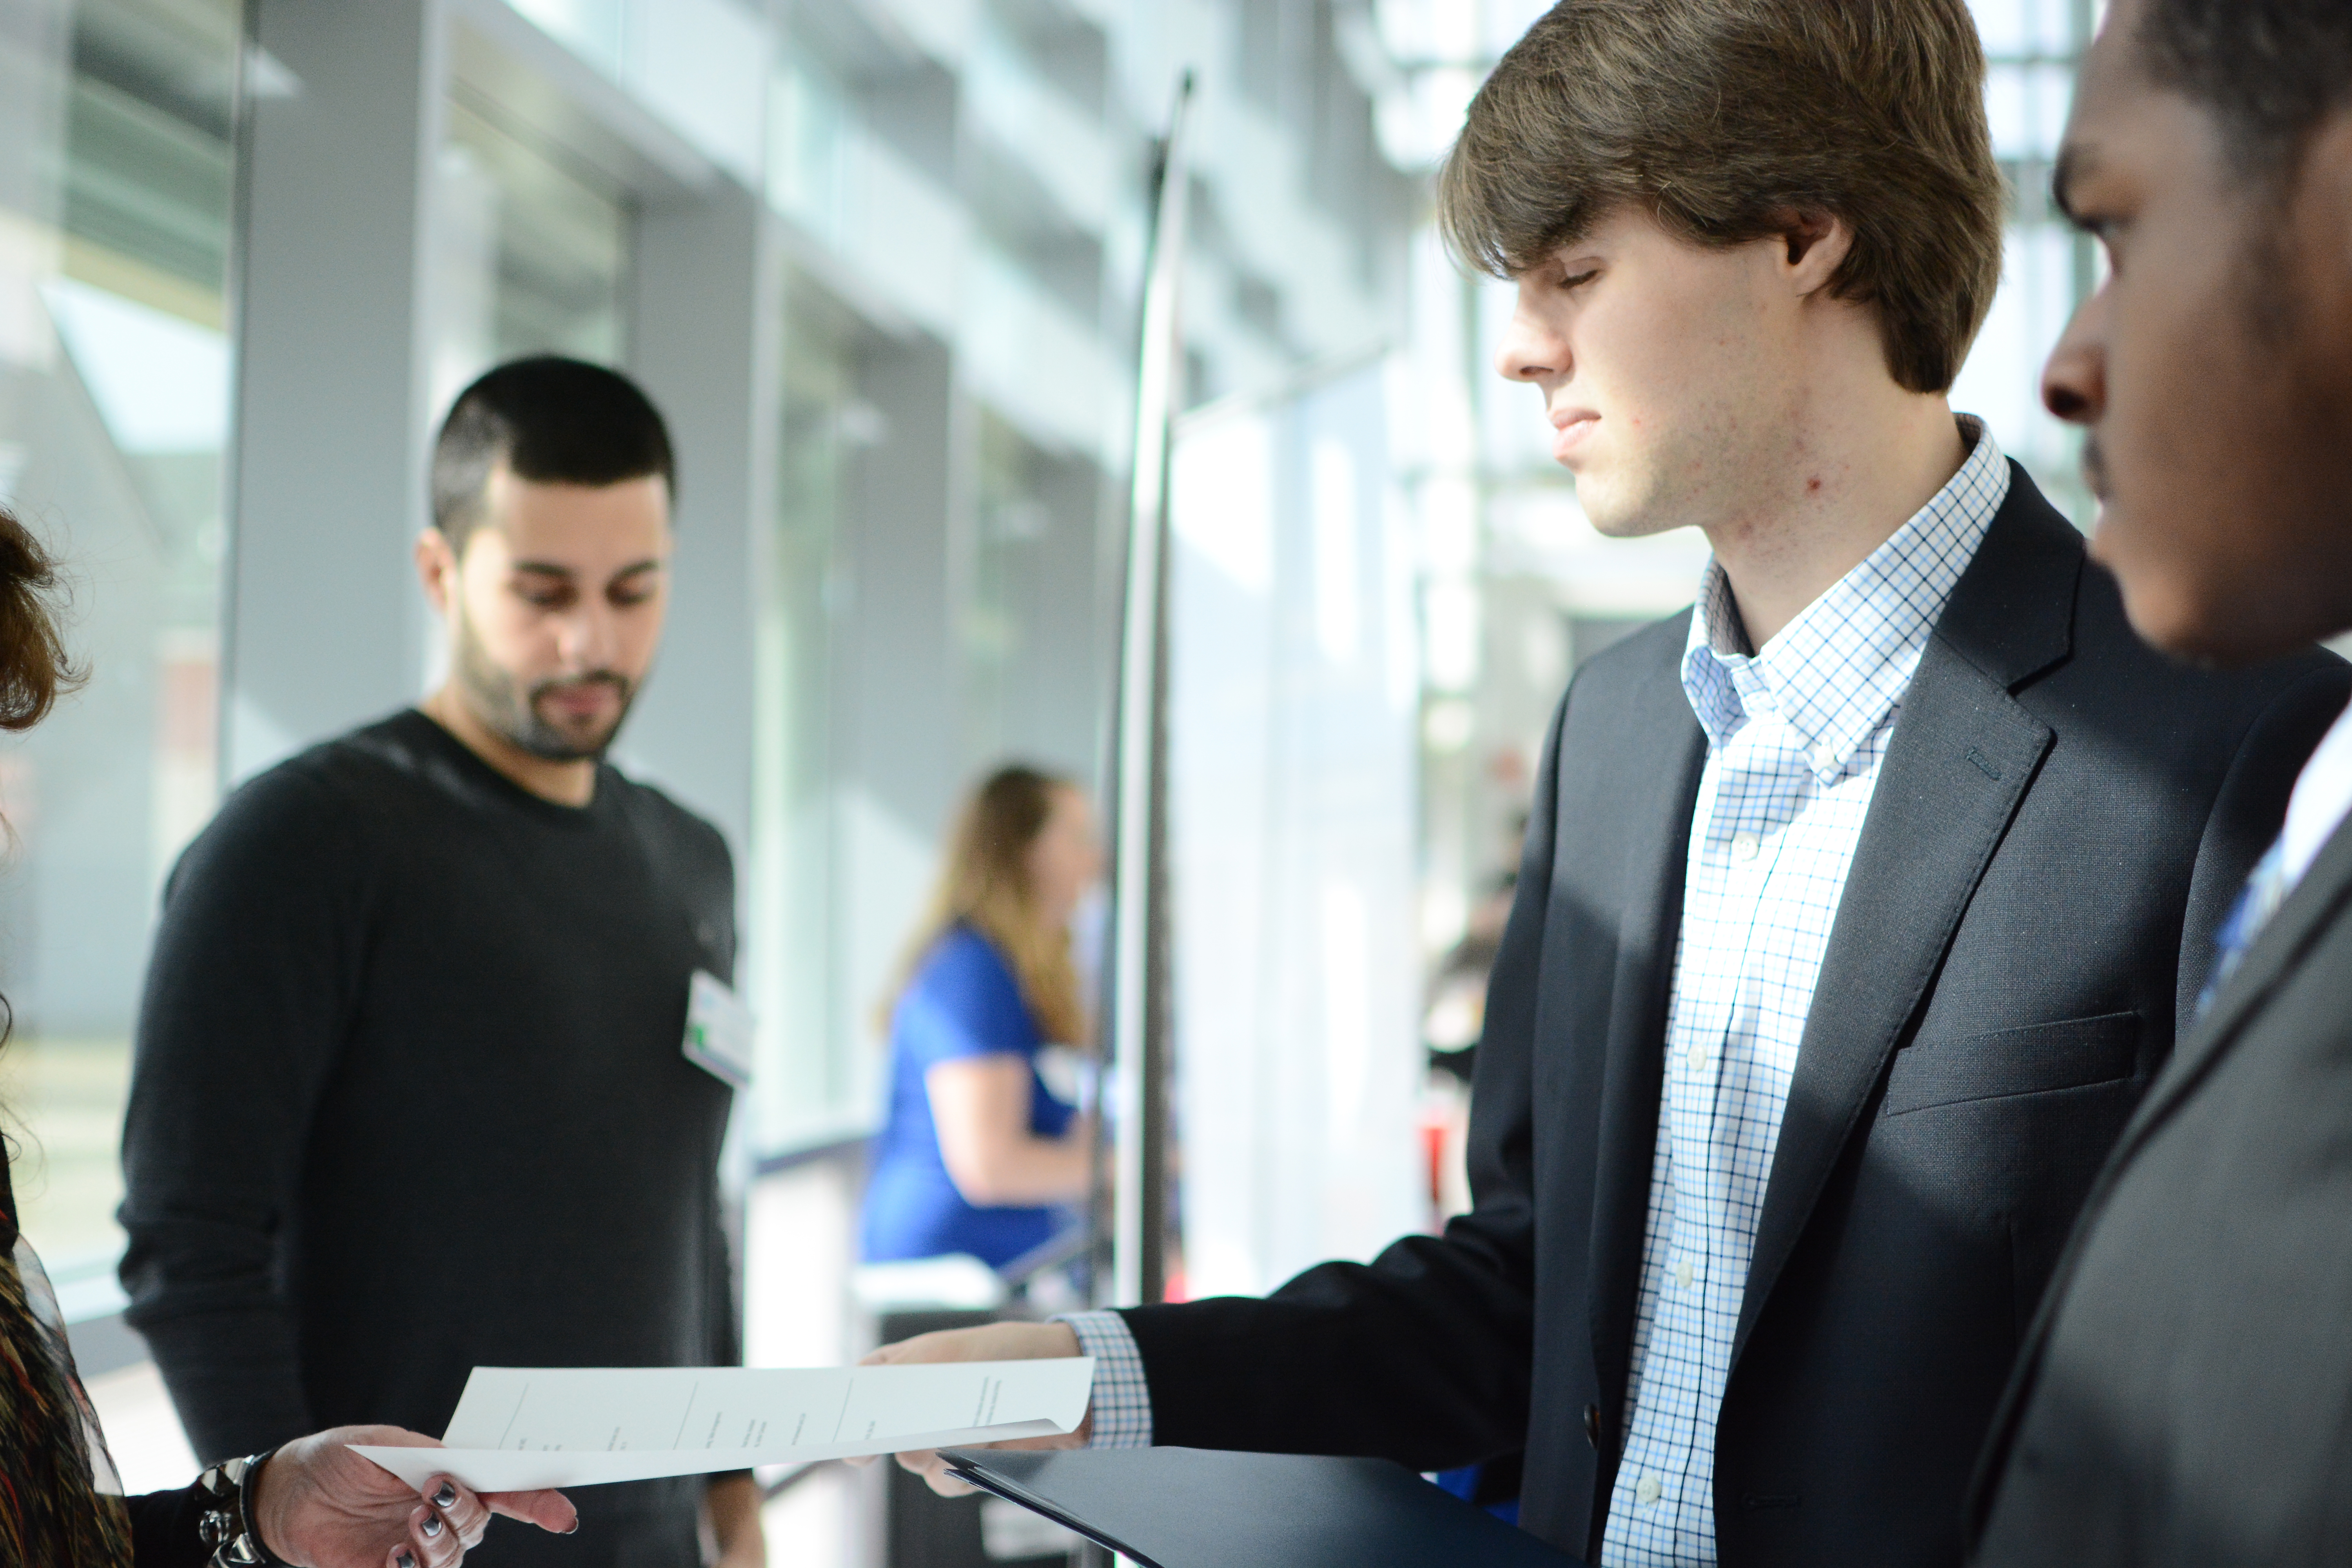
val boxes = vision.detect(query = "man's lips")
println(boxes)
[1550,409,1599,461]
[538,681,624,720]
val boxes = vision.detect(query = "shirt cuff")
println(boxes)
[1058,1309,1152,1448]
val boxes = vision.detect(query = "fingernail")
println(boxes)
[432,1482,457,1508]
[563,1519,582,1535]
[421,1513,444,1538]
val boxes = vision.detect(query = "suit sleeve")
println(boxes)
[1114,687,1572,1471]
[117,766,370,1462]
[2175,657,2352,1029]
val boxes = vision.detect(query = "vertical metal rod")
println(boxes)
[1103,71,1195,1309]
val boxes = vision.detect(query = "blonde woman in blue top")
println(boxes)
[860,766,1102,1269]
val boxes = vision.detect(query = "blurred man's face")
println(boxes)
[1491,204,1852,540]
[444,466,672,762]
[2041,0,2352,662]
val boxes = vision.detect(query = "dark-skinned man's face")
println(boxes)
[2043,0,2352,664]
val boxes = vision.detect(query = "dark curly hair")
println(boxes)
[0,506,78,733]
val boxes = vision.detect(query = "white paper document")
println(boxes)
[351,1358,1095,1492]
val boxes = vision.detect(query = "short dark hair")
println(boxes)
[2138,0,2352,188]
[430,356,676,555]
[1436,0,2006,395]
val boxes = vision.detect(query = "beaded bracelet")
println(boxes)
[194,1450,290,1568]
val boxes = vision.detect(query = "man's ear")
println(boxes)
[415,527,458,615]
[1779,209,1855,296]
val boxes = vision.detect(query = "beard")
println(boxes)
[453,610,637,763]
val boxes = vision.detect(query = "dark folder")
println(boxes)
[940,1446,1587,1568]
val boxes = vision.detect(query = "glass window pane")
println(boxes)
[431,96,632,415]
[0,0,239,1288]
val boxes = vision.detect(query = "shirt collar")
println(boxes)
[2282,690,2352,891]
[1680,416,2011,779]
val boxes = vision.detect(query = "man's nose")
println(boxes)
[1495,292,1564,384]
[557,600,621,669]
[2042,288,2108,425]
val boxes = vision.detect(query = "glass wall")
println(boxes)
[752,266,863,1151]
[431,93,632,418]
[0,0,238,1303]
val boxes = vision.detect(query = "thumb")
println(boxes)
[485,1487,579,1535]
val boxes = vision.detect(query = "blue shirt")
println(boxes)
[859,923,1079,1269]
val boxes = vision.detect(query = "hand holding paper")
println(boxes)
[351,1358,1094,1493]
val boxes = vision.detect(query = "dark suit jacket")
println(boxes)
[1969,748,2352,1564]
[1118,467,2350,1567]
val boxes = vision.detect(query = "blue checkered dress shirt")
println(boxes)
[1065,423,2011,1568]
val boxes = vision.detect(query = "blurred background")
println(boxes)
[0,0,2190,1561]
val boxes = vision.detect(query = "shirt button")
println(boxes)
[1685,1043,1706,1072]
[1675,1259,1695,1288]
[1637,1476,1663,1505]
[1731,832,1760,862]
[1813,746,1838,773]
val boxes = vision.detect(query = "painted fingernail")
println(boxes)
[432,1481,457,1508]
[421,1513,444,1538]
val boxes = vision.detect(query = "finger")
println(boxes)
[484,1486,579,1536]
[893,1448,976,1497]
[411,1503,463,1568]
[858,1342,903,1366]
[923,1465,976,1499]
[423,1478,490,1549]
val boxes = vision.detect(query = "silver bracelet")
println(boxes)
[195,1450,289,1568]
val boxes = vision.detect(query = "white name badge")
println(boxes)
[683,970,755,1089]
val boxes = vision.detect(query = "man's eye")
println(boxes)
[519,587,571,609]
[1561,269,1599,290]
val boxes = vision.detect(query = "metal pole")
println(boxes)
[1100,71,1194,1310]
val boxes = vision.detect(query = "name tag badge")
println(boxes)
[683,970,755,1089]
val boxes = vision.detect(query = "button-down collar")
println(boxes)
[1679,418,2011,784]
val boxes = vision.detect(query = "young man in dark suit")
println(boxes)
[1967,3,2352,1564]
[874,4,2348,1565]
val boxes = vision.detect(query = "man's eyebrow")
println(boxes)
[509,558,665,581]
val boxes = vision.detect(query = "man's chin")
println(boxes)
[2107,567,2312,669]
[513,716,623,764]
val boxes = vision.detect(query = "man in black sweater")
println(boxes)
[118,358,765,1568]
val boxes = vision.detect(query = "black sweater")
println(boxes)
[118,710,740,1564]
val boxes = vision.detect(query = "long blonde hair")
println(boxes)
[886,766,1090,1046]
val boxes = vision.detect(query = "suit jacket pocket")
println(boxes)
[1882,1011,2140,1117]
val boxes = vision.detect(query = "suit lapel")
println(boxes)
[2108,810,2352,1176]
[1966,814,2352,1544]
[1588,658,1708,1418]
[1732,470,2078,1363]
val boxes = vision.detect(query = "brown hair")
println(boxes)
[0,507,78,735]
[1437,0,2006,394]
[885,766,1089,1047]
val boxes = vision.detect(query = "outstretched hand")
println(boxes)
[249,1426,579,1568]
[855,1321,1093,1497]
